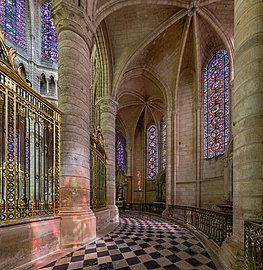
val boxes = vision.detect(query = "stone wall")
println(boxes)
[0,217,60,270]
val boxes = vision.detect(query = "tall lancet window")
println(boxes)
[0,0,26,48]
[161,119,167,169]
[116,139,125,172]
[146,124,158,180]
[41,1,58,62]
[204,49,230,159]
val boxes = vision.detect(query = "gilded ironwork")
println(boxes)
[90,136,106,211]
[0,30,61,222]
[245,220,263,270]
[92,126,104,147]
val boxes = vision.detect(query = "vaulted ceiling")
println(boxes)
[94,0,234,140]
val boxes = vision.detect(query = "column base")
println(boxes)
[60,210,96,249]
[108,205,119,223]
[218,238,244,270]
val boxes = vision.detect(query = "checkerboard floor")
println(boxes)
[41,211,217,270]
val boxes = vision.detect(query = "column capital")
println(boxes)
[96,96,118,115]
[51,1,95,49]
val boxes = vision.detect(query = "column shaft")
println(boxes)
[97,97,119,222]
[233,0,263,241]
[52,2,96,248]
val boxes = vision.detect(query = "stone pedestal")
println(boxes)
[52,1,96,247]
[218,238,244,270]
[60,210,96,248]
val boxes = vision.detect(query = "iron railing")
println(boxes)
[0,33,61,222]
[244,220,263,270]
[132,202,165,213]
[90,136,106,211]
[168,205,233,246]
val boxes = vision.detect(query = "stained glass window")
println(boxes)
[116,140,124,172]
[41,1,58,62]
[161,120,166,169]
[146,125,158,180]
[204,49,229,159]
[0,0,26,48]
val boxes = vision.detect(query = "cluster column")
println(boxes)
[163,114,172,216]
[233,0,263,241]
[51,1,96,248]
[97,97,119,222]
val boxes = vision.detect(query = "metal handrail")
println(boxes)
[168,205,233,246]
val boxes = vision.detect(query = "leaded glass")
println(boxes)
[161,120,166,169]
[116,140,124,171]
[147,125,158,180]
[204,49,229,159]
[41,1,58,62]
[0,0,26,48]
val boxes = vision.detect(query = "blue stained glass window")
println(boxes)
[147,125,158,180]
[116,140,124,172]
[41,1,58,62]
[161,120,166,169]
[0,0,26,48]
[204,49,230,159]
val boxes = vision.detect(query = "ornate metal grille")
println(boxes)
[90,136,106,211]
[0,32,61,222]
[245,220,263,270]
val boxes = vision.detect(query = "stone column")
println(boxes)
[55,78,58,98]
[126,145,132,176]
[126,145,132,208]
[219,1,263,268]
[96,96,119,223]
[233,0,263,241]
[163,114,172,217]
[51,1,96,248]
[46,77,50,95]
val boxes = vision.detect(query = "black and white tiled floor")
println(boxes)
[41,211,217,270]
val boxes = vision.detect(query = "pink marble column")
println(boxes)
[52,1,96,248]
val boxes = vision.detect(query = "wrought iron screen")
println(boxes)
[90,136,106,211]
[244,220,263,270]
[0,31,61,222]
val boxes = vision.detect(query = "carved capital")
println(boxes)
[51,1,95,49]
[96,96,118,115]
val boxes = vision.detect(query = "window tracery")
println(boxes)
[147,124,158,180]
[0,0,26,48]
[204,49,230,159]
[41,1,58,62]
[161,119,166,169]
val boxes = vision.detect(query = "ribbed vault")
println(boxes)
[94,0,234,146]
